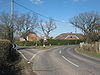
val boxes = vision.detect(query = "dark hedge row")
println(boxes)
[14,39,85,46]
[0,40,21,75]
[46,39,84,45]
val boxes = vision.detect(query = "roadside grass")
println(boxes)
[18,58,29,75]
[33,45,58,50]
[77,48,100,59]
[19,57,37,75]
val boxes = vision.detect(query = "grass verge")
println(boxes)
[32,46,58,50]
[19,58,37,75]
[77,48,100,59]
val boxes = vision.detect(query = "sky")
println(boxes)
[0,0,100,37]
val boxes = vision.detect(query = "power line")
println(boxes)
[14,1,50,19]
[13,1,68,23]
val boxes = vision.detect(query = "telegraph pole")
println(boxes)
[11,0,14,42]
[11,0,14,16]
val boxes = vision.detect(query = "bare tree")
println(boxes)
[70,12,100,42]
[38,19,56,39]
[0,12,38,41]
[0,12,18,42]
[17,13,38,41]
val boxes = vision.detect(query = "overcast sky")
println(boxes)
[0,0,100,37]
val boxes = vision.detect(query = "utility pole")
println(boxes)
[11,0,14,16]
[11,0,14,42]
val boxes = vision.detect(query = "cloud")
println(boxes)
[29,0,43,4]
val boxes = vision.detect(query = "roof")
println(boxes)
[55,33,84,40]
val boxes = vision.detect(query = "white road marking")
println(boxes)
[18,51,28,61]
[29,53,38,62]
[62,56,79,67]
[18,51,39,63]
[28,51,42,63]
[59,50,61,54]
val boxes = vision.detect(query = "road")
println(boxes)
[18,45,100,75]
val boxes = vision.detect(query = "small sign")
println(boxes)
[44,37,47,41]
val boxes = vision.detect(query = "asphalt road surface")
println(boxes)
[18,45,100,75]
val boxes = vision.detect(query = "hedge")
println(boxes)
[14,39,85,46]
[14,41,42,46]
[0,39,21,75]
[46,39,84,45]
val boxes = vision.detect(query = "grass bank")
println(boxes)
[77,48,100,59]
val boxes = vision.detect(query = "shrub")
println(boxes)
[46,39,84,45]
[14,41,25,46]
[14,39,85,46]
[0,39,21,75]
[14,41,42,46]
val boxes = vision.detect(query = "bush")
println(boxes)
[47,39,84,45]
[14,41,25,46]
[0,40,21,75]
[14,41,42,46]
[14,39,85,46]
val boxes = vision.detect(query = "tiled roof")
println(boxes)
[55,33,84,40]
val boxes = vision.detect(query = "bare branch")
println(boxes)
[70,12,100,42]
[38,19,56,39]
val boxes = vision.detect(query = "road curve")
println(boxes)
[19,45,100,75]
[32,45,100,75]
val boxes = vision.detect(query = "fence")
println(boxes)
[80,42,100,53]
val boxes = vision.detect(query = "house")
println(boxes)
[20,32,40,41]
[55,33,84,40]
[27,32,40,41]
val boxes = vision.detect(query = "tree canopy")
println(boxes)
[70,12,100,42]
